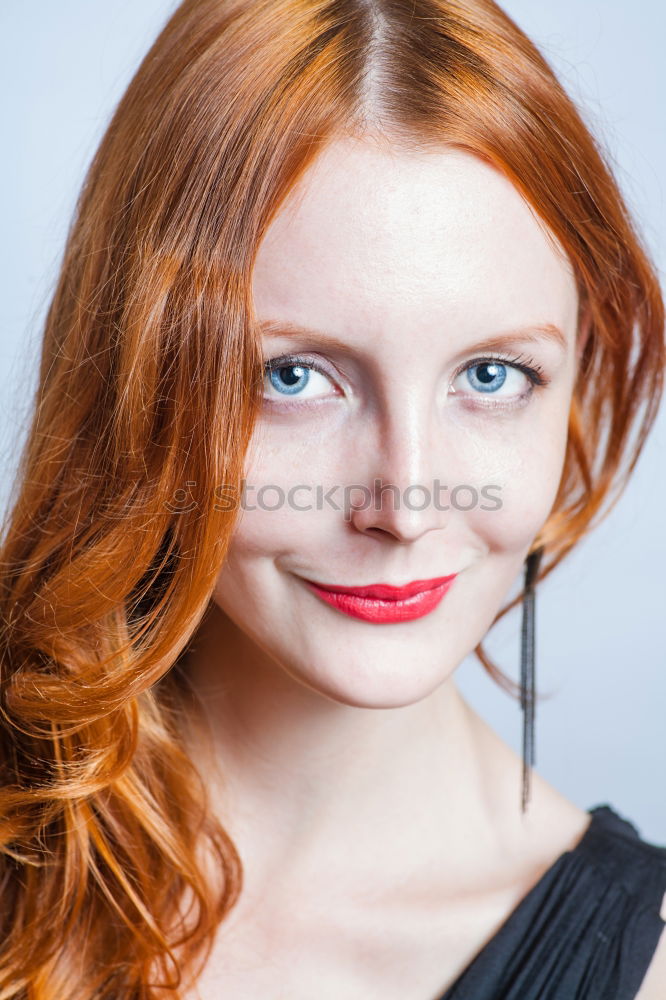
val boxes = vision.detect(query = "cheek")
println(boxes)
[458,403,571,553]
[217,426,345,569]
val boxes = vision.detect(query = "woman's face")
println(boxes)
[210,138,580,708]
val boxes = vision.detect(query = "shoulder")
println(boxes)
[530,791,666,999]
[591,809,666,1000]
[635,910,666,1000]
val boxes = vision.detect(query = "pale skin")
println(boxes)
[179,137,666,998]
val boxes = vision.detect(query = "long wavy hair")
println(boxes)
[1,0,663,995]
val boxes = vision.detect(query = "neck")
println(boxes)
[178,601,535,900]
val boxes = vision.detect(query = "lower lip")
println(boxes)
[301,577,457,623]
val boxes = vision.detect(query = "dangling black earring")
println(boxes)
[520,545,545,815]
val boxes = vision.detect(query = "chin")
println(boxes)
[279,651,457,710]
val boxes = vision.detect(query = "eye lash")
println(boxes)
[264,352,548,383]
[459,352,549,387]
[263,353,331,378]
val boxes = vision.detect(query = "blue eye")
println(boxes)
[452,355,546,401]
[268,363,310,396]
[262,352,547,409]
[263,356,338,403]
[466,361,507,393]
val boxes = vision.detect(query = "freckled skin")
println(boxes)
[210,138,579,709]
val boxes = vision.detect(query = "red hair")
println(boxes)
[1,0,663,995]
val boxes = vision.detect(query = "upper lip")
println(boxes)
[301,575,457,600]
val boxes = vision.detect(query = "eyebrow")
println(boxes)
[256,319,569,358]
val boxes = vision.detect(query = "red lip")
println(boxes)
[303,576,456,600]
[299,574,457,624]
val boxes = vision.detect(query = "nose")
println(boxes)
[347,400,449,543]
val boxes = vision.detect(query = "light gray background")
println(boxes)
[1,2,664,839]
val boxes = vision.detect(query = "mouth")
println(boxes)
[298,574,457,624]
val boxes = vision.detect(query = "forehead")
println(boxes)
[251,137,578,338]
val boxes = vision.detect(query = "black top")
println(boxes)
[437,803,666,999]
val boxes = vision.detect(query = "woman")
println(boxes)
[1,0,664,997]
